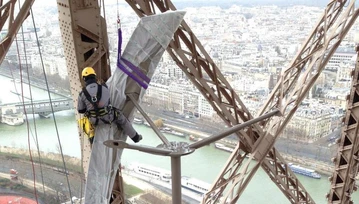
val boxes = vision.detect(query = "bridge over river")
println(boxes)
[0,98,74,118]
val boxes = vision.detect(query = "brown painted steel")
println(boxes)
[327,39,359,203]
[1,0,359,203]
[56,0,121,203]
[0,0,35,64]
[124,0,318,203]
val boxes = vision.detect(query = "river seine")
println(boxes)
[0,75,358,203]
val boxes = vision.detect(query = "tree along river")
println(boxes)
[0,75,358,203]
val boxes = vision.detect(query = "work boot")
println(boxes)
[131,133,142,143]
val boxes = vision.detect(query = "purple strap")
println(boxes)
[118,28,122,57]
[116,28,150,89]
[118,61,148,89]
[121,57,150,83]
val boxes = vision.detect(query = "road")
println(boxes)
[0,172,57,194]
[1,62,338,164]
[0,65,71,99]
[139,104,337,163]
[139,105,227,135]
[0,155,84,203]
[275,138,337,163]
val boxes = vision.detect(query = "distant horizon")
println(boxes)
[33,0,329,8]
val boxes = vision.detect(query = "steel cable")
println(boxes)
[29,7,74,203]
[17,0,47,195]
[14,28,39,204]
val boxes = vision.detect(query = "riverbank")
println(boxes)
[0,134,334,178]
[2,140,355,204]
[133,117,336,176]
[0,146,81,172]
[0,146,195,204]
[0,65,71,99]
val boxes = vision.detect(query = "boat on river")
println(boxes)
[133,117,144,125]
[214,143,234,153]
[128,163,211,195]
[160,127,185,137]
[287,163,321,179]
[0,106,24,126]
[128,162,171,182]
[189,135,202,142]
[181,176,211,195]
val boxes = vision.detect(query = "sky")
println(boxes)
[31,0,330,8]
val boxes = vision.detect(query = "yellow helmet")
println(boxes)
[82,67,96,77]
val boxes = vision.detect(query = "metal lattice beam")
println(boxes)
[251,0,359,203]
[0,0,35,63]
[56,0,119,202]
[0,0,357,203]
[125,0,317,203]
[328,44,359,204]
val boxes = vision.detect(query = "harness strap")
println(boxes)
[88,108,108,117]
[82,84,102,107]
[100,118,111,124]
[82,84,118,125]
[82,84,103,125]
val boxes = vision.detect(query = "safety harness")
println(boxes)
[82,84,112,125]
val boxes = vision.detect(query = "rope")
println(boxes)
[117,0,121,29]
[14,30,39,204]
[102,0,106,24]
[99,0,107,81]
[98,0,103,81]
[79,118,86,204]
[30,8,74,203]
[17,0,46,194]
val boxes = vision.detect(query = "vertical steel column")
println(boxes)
[327,45,359,204]
[171,156,182,204]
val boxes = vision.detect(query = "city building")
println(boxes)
[326,47,356,71]
[283,103,335,143]
[336,63,353,84]
[144,80,215,118]
[144,83,170,109]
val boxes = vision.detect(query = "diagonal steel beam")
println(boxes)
[327,41,359,203]
[0,0,34,64]
[128,94,171,146]
[189,110,280,149]
[125,0,319,203]
[233,1,359,204]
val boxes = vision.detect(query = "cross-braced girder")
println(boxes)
[222,0,359,203]
[124,0,326,203]
[0,0,35,63]
[327,40,359,204]
[3,0,359,203]
[56,0,120,202]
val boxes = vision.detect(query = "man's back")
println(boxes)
[78,82,110,111]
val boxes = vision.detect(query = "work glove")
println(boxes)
[131,133,142,143]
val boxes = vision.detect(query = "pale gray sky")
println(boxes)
[32,0,188,7]
[32,0,119,7]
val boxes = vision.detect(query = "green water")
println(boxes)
[1,114,358,204]
[1,74,358,203]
